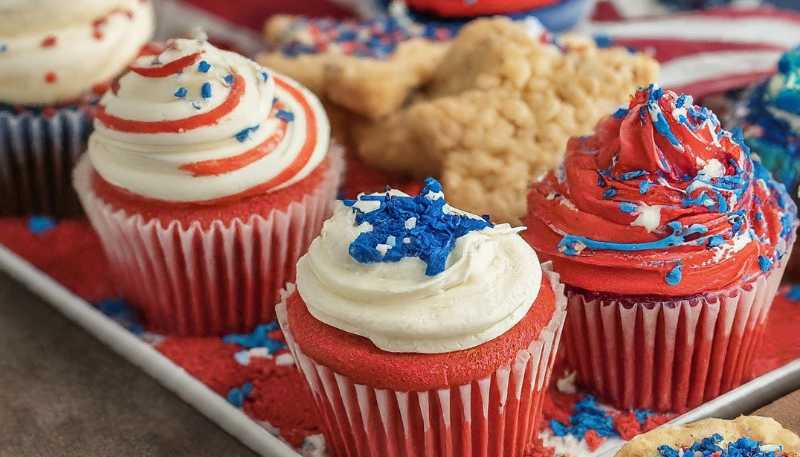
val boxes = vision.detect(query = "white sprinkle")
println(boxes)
[234,350,250,366]
[701,158,725,179]
[249,347,270,359]
[546,192,557,200]
[559,197,578,211]
[630,203,663,232]
[352,199,381,213]
[425,190,444,201]
[556,370,577,394]
[275,353,294,366]
[386,235,396,247]
[403,237,411,244]
[375,244,391,256]
[301,434,327,457]
[404,217,417,229]
[759,444,783,453]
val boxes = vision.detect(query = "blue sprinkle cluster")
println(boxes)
[550,396,617,440]
[345,178,491,276]
[226,382,253,408]
[223,321,286,354]
[658,433,785,457]
[275,16,454,59]
[96,298,144,335]
[28,215,56,235]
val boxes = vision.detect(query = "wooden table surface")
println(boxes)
[0,271,258,457]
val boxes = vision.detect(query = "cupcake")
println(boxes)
[733,46,800,202]
[277,178,567,457]
[73,37,343,336]
[0,0,154,216]
[616,416,800,457]
[525,84,797,413]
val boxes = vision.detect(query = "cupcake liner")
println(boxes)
[0,106,93,216]
[277,262,568,457]
[73,146,344,336]
[562,238,794,413]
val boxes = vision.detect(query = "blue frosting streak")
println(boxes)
[347,178,491,276]
[559,222,707,256]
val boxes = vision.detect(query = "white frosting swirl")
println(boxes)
[0,0,154,105]
[88,38,330,202]
[296,193,543,354]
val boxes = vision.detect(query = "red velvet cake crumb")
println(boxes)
[157,338,253,395]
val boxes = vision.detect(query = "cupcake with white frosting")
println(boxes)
[74,37,343,336]
[277,178,567,457]
[0,0,154,216]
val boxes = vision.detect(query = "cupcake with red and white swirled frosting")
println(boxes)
[74,37,343,336]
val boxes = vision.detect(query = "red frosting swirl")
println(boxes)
[524,85,796,297]
[404,0,558,16]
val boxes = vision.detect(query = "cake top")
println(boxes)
[296,178,543,354]
[0,0,154,106]
[615,416,800,457]
[527,84,797,296]
[88,37,330,204]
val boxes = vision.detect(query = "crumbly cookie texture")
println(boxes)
[355,18,659,223]
[615,416,800,457]
[258,15,449,119]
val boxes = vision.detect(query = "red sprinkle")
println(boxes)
[41,35,57,48]
[643,415,670,432]
[93,29,104,40]
[584,430,605,451]
[45,72,57,84]
[613,412,642,440]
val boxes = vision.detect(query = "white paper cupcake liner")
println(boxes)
[0,107,92,216]
[73,146,344,336]
[277,262,568,457]
[562,238,794,413]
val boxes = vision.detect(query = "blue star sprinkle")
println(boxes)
[344,178,492,276]
[28,216,56,235]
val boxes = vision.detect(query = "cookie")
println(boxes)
[258,15,451,119]
[354,17,658,223]
[616,416,800,457]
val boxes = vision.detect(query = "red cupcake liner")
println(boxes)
[277,263,568,457]
[0,107,92,216]
[562,241,794,413]
[73,147,344,336]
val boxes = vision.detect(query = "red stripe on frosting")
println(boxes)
[130,52,201,77]
[179,113,289,177]
[95,73,244,133]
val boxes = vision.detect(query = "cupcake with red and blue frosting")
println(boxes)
[0,0,154,216]
[525,84,797,413]
[74,37,343,336]
[277,178,567,457]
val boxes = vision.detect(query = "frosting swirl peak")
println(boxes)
[296,179,543,354]
[89,38,330,203]
[526,85,797,296]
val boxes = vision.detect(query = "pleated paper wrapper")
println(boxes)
[0,107,93,216]
[73,146,344,336]
[277,262,568,457]
[562,235,795,413]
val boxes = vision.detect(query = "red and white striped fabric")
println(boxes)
[589,1,800,97]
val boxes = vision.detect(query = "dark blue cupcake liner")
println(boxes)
[0,106,93,217]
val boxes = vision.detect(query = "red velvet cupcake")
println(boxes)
[74,37,343,336]
[525,85,798,412]
[277,178,567,457]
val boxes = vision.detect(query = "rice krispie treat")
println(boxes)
[354,18,659,223]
